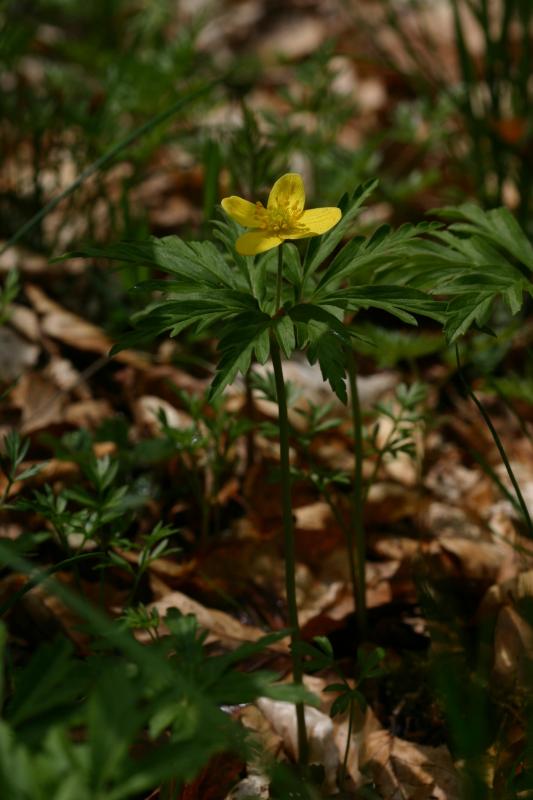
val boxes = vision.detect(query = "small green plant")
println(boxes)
[301,635,385,790]
[0,431,41,508]
[111,521,181,605]
[158,388,251,545]
[0,584,313,800]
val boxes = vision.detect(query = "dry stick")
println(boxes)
[0,81,216,257]
[272,243,308,764]
[347,349,367,638]
[455,345,533,539]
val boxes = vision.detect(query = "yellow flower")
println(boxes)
[221,173,342,256]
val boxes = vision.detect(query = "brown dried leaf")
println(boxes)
[25,284,149,367]
[493,605,533,688]
[10,371,64,433]
[146,590,289,651]
[361,730,460,799]
[0,327,40,382]
[256,697,339,792]
[133,395,194,437]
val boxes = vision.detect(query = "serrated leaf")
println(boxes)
[304,179,379,283]
[313,220,441,298]
[254,328,270,364]
[69,237,241,289]
[323,285,444,325]
[275,314,295,358]
[208,312,271,400]
[307,327,348,404]
[434,203,533,270]
[282,243,303,287]
[444,293,494,342]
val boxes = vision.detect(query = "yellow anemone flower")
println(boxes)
[221,173,342,256]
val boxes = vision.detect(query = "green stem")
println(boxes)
[339,695,355,789]
[456,346,533,538]
[347,350,367,638]
[276,243,283,310]
[271,337,308,764]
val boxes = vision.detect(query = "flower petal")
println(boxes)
[221,196,260,227]
[267,173,305,213]
[236,232,283,256]
[298,207,342,235]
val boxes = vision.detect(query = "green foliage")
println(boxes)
[0,601,314,800]
[78,181,444,404]
[370,381,428,463]
[0,431,42,508]
[0,269,20,325]
[400,204,533,341]
[352,323,444,367]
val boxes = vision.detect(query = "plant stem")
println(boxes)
[347,349,367,638]
[271,337,308,764]
[456,346,533,538]
[276,243,283,311]
[339,695,355,789]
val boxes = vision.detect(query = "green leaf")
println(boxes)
[307,326,348,404]
[111,290,260,355]
[274,314,295,358]
[313,220,441,297]
[434,204,533,271]
[330,693,350,717]
[282,243,303,287]
[208,312,271,400]
[87,665,144,790]
[6,639,87,730]
[289,302,351,340]
[324,285,445,325]
[444,293,494,342]
[304,179,379,283]
[70,237,241,289]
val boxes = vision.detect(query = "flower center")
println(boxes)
[253,201,306,235]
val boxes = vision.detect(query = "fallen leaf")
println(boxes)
[493,605,533,688]
[256,697,339,793]
[10,371,64,433]
[146,590,289,651]
[361,729,460,799]
[133,395,194,437]
[24,284,149,367]
[0,327,39,381]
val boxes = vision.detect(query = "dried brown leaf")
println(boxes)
[361,730,460,799]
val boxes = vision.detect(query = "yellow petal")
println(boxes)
[221,196,260,227]
[236,232,282,256]
[267,173,305,213]
[298,207,342,235]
